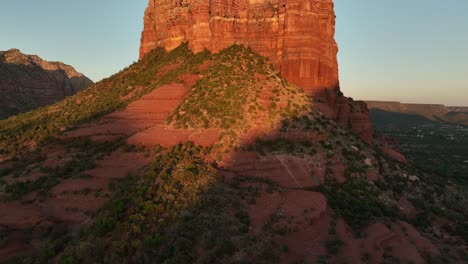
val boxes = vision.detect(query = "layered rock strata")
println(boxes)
[140,0,373,141]
[140,0,339,92]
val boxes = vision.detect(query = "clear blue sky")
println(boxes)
[0,0,147,83]
[335,0,468,106]
[1,0,467,106]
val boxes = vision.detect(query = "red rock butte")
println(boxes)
[140,0,373,141]
[140,0,339,93]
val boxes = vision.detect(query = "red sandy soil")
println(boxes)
[0,68,437,263]
[331,152,346,184]
[0,203,45,229]
[364,155,381,182]
[241,129,329,147]
[41,144,73,168]
[223,151,329,189]
[0,230,35,263]
[249,190,331,262]
[0,203,45,261]
[0,150,151,260]
[197,60,212,72]
[0,72,222,260]
[246,174,440,264]
[127,126,219,147]
[366,168,380,182]
[398,197,417,219]
[0,73,219,260]
[156,63,182,78]
[62,83,190,139]
[44,151,152,223]
[62,75,219,148]
[282,212,332,263]
[3,171,45,185]
[221,148,441,263]
[334,220,440,263]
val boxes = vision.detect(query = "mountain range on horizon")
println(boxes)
[0,1,466,263]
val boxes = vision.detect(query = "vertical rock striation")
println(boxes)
[140,0,339,92]
[140,0,373,141]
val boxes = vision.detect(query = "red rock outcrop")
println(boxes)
[0,49,93,119]
[315,89,373,142]
[140,0,373,141]
[140,0,339,93]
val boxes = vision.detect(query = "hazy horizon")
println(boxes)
[1,0,467,106]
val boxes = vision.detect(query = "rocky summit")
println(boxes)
[0,49,93,119]
[140,0,373,142]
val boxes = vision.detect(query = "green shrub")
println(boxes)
[319,178,399,231]
[92,217,116,237]
[0,43,208,160]
[326,238,344,255]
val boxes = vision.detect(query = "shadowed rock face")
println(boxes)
[0,49,93,119]
[140,0,373,141]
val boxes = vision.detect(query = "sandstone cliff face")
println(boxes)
[140,0,339,93]
[140,0,373,141]
[0,49,93,119]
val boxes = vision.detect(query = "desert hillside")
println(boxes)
[0,44,466,263]
[0,0,467,263]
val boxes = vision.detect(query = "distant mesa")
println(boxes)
[0,48,93,119]
[367,101,468,126]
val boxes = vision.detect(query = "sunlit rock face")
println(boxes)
[140,0,338,93]
[140,0,373,141]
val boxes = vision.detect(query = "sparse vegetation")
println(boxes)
[319,177,399,232]
[0,43,209,160]
[3,137,125,200]
[1,42,467,263]
[54,142,282,263]
[167,44,309,151]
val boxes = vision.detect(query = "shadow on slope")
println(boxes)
[0,45,467,263]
